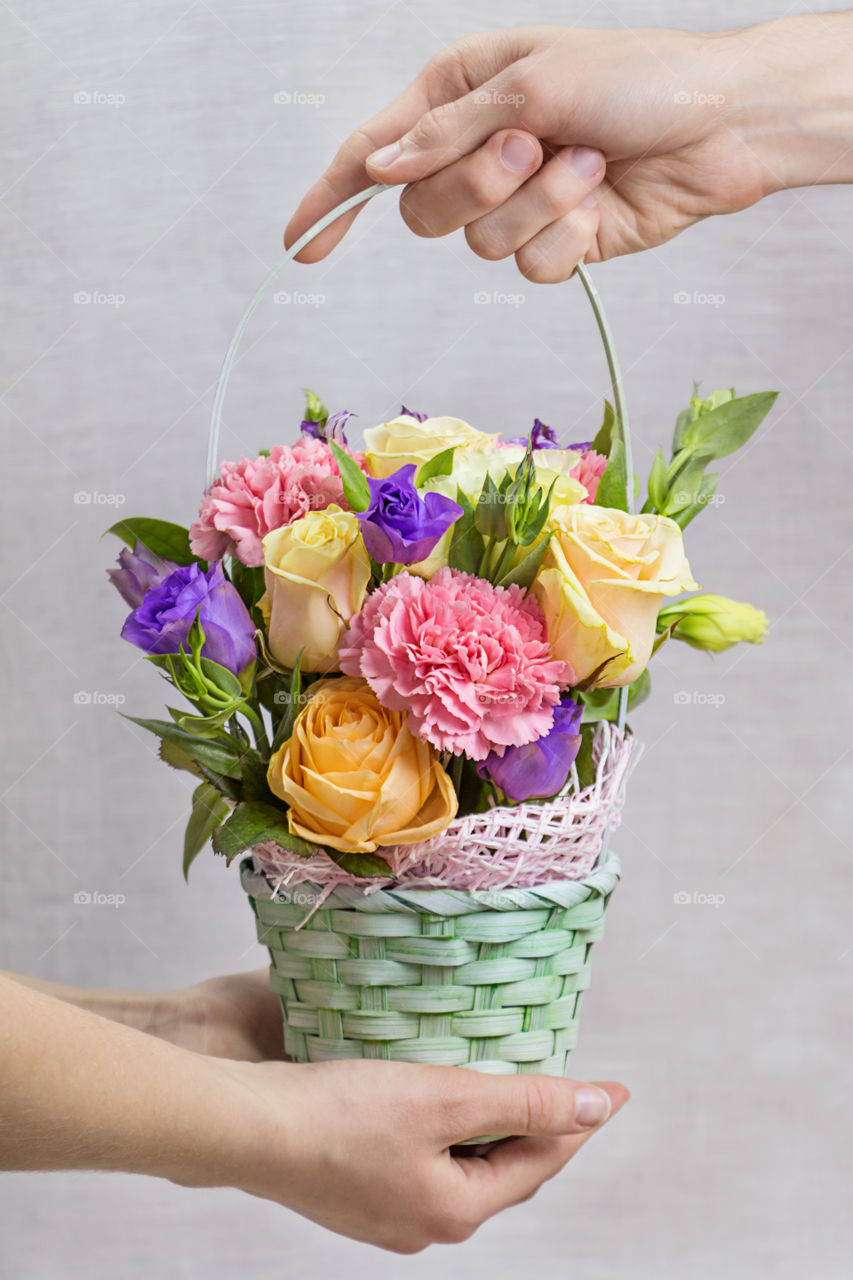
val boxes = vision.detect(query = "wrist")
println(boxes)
[712,15,853,194]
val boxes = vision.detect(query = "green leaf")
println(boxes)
[574,723,597,789]
[594,436,629,512]
[495,534,551,591]
[679,391,777,461]
[124,715,244,778]
[158,738,243,801]
[271,650,304,752]
[579,669,652,722]
[240,750,277,805]
[473,471,506,539]
[330,851,392,877]
[229,560,266,611]
[415,447,456,486]
[673,472,719,529]
[664,452,715,517]
[211,801,320,864]
[183,783,230,879]
[447,487,483,574]
[329,441,370,512]
[591,399,617,456]
[105,517,196,566]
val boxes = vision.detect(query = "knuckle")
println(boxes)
[519,1076,557,1131]
[465,219,512,261]
[399,190,439,238]
[516,241,560,284]
[537,164,581,218]
[407,100,460,157]
[460,163,503,210]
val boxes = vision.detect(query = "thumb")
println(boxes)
[443,1072,622,1145]
[365,72,538,186]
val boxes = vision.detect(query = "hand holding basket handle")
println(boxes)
[287,16,853,279]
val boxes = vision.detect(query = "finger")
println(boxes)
[399,129,543,239]
[441,1071,621,1144]
[457,1082,629,1218]
[515,198,601,284]
[284,29,538,262]
[465,144,604,260]
[366,67,541,190]
[284,78,431,262]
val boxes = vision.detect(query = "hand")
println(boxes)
[286,17,853,281]
[144,970,286,1061]
[209,1056,629,1252]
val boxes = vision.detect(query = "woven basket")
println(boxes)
[242,853,619,1073]
[210,184,636,1095]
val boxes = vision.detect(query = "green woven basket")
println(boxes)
[209,184,635,1093]
[242,855,620,1074]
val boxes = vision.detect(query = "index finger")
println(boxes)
[284,28,538,262]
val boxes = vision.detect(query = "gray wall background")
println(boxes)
[2,1,852,1276]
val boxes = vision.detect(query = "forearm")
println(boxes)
[1,969,165,1032]
[722,12,853,193]
[0,974,253,1182]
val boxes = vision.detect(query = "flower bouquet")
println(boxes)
[107,375,773,1076]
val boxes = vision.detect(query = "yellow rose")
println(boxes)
[534,504,699,687]
[267,676,458,852]
[364,414,496,478]
[260,507,370,672]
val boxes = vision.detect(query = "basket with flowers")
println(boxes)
[106,188,773,1080]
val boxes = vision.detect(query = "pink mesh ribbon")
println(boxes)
[252,721,637,902]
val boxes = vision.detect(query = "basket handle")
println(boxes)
[206,180,633,729]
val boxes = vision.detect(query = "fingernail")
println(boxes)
[581,193,598,209]
[500,132,539,173]
[368,141,401,170]
[574,1086,611,1128]
[570,146,605,178]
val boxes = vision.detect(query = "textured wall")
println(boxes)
[2,1,852,1276]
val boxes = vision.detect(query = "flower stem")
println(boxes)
[241,702,270,755]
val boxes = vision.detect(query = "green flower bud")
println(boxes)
[658,594,768,653]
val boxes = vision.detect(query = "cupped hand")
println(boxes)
[286,23,772,282]
[209,1055,629,1252]
[146,970,287,1061]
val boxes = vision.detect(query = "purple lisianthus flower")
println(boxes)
[300,409,354,448]
[476,697,584,802]
[357,464,463,565]
[568,440,593,452]
[121,561,256,675]
[107,540,178,609]
[504,418,562,450]
[401,405,427,422]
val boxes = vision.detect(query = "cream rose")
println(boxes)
[267,676,458,852]
[363,415,496,478]
[260,506,370,672]
[534,504,699,687]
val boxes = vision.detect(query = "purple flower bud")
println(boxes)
[357,464,463,565]
[300,409,354,448]
[107,540,178,609]
[400,405,428,422]
[121,561,256,675]
[476,697,584,802]
[503,418,562,450]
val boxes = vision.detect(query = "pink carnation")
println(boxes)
[339,568,573,760]
[570,448,608,503]
[190,438,354,567]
